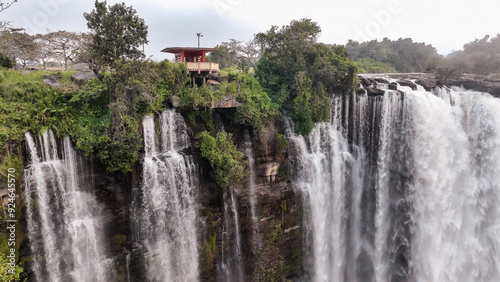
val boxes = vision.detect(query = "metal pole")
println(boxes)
[196,33,203,48]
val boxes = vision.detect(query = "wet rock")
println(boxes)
[397,79,417,90]
[415,78,436,90]
[366,87,385,96]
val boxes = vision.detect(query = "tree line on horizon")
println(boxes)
[1,19,499,76]
[210,35,500,76]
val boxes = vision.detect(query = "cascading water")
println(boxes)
[24,130,112,282]
[286,118,363,282]
[133,109,199,282]
[243,129,259,228]
[218,186,244,282]
[288,83,500,282]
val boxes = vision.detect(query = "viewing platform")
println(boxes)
[185,62,219,73]
[161,47,219,74]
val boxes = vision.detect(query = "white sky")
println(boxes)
[1,0,499,61]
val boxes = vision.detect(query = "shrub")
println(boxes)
[197,131,246,188]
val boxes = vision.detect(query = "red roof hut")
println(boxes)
[161,47,219,74]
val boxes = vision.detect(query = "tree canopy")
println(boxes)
[346,38,443,73]
[255,18,358,135]
[84,0,148,74]
[447,34,500,74]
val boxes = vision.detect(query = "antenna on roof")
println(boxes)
[196,33,203,48]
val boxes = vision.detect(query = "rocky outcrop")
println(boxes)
[42,73,62,88]
[71,70,97,85]
[213,95,243,108]
[256,162,280,182]
[359,73,500,97]
[365,87,385,96]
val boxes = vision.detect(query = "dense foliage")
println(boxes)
[84,1,148,74]
[0,60,188,173]
[255,19,358,135]
[354,57,397,73]
[346,38,443,73]
[179,71,275,133]
[0,54,13,68]
[447,34,500,74]
[208,39,260,70]
[69,60,187,172]
[197,131,246,188]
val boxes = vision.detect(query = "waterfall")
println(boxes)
[134,109,199,282]
[243,129,259,227]
[218,186,244,282]
[288,85,500,282]
[24,130,112,282]
[286,119,362,282]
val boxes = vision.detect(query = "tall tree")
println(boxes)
[0,29,36,69]
[33,33,53,70]
[47,30,84,70]
[84,0,148,74]
[255,18,357,135]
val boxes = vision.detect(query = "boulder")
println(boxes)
[71,71,97,85]
[43,77,61,88]
[415,78,436,91]
[374,78,389,84]
[397,79,417,90]
[365,87,385,96]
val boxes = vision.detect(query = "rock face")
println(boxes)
[71,71,97,85]
[365,87,385,96]
[213,95,243,108]
[256,161,280,182]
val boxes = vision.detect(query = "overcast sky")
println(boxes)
[1,0,499,61]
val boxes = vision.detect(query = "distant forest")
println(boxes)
[209,35,500,75]
[346,35,500,74]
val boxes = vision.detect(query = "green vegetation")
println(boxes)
[354,57,397,73]
[254,257,287,282]
[274,133,289,162]
[207,38,259,69]
[0,60,189,173]
[346,34,500,76]
[69,60,188,172]
[255,19,358,135]
[0,147,25,281]
[346,38,443,73]
[179,71,274,133]
[0,255,24,282]
[446,34,500,74]
[0,54,13,69]
[0,70,75,148]
[83,1,148,74]
[179,85,224,109]
[223,72,275,132]
[196,131,246,188]
[264,223,284,248]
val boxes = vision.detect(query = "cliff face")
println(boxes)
[18,109,306,281]
[17,73,500,281]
